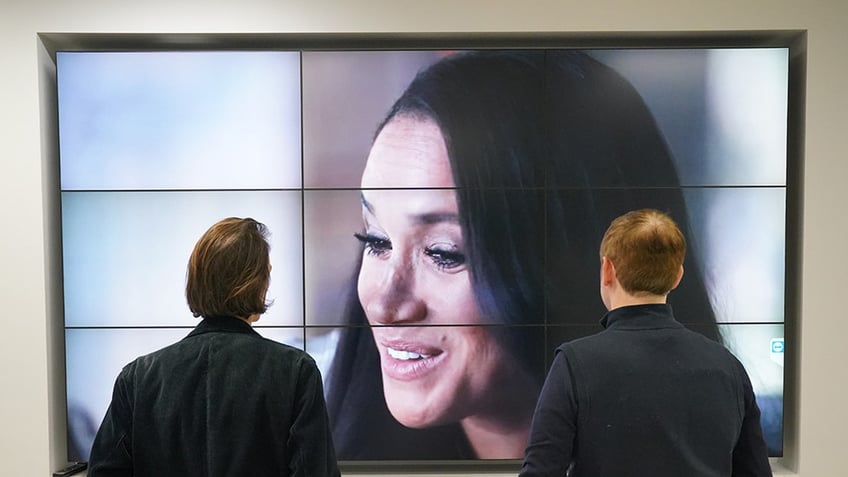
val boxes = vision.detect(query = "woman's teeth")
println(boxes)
[387,347,431,360]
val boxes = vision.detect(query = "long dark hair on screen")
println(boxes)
[326,50,719,460]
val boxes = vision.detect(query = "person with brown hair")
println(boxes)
[88,217,340,477]
[520,208,771,477]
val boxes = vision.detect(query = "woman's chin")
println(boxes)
[384,391,451,429]
[392,413,432,429]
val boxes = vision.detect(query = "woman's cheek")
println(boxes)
[462,328,504,393]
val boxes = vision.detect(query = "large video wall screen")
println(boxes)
[58,45,790,465]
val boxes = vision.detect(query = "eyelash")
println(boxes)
[424,246,466,270]
[354,232,391,257]
[353,233,466,271]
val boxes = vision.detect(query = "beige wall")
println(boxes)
[1,1,846,475]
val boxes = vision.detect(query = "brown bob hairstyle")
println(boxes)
[599,208,686,296]
[186,217,272,319]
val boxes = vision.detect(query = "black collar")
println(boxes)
[599,303,683,331]
[186,316,259,339]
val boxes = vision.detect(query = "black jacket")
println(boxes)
[520,304,771,477]
[88,316,340,477]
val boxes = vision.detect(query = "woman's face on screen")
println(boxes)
[357,115,511,429]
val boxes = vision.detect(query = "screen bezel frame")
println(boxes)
[39,30,806,474]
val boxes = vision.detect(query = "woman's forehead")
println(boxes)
[361,116,454,189]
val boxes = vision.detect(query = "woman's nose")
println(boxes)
[360,259,426,325]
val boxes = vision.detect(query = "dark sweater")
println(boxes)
[520,304,771,477]
[88,316,340,477]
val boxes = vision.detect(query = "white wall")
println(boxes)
[1,1,845,476]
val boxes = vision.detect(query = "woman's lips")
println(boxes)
[377,338,446,381]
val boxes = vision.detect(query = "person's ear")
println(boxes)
[601,256,616,288]
[670,265,684,290]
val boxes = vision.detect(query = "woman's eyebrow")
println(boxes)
[360,193,459,225]
[413,212,460,226]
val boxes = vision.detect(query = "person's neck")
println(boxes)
[459,366,539,459]
[607,291,667,311]
[461,416,531,459]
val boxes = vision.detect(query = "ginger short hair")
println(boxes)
[599,209,686,296]
[186,217,271,319]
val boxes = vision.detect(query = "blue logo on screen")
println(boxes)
[770,338,785,353]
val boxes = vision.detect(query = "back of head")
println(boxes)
[600,209,686,296]
[185,217,271,320]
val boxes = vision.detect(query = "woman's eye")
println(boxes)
[424,245,466,270]
[354,232,392,257]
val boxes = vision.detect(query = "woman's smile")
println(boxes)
[375,335,448,381]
